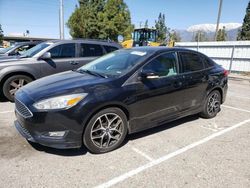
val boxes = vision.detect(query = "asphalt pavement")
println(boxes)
[0,79,249,188]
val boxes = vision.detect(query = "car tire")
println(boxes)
[3,75,33,102]
[200,90,221,119]
[83,107,128,154]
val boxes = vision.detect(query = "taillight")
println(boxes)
[223,70,229,77]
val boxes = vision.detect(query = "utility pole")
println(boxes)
[214,0,223,41]
[59,0,64,39]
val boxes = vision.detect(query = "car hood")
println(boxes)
[0,55,20,60]
[0,56,28,63]
[20,71,113,101]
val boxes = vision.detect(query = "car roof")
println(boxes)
[45,39,122,48]
[128,46,199,54]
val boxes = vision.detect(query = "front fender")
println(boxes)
[0,65,39,83]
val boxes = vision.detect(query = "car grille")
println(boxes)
[15,99,33,118]
[19,123,32,138]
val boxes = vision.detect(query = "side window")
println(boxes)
[202,56,215,68]
[80,43,104,57]
[48,43,76,58]
[143,52,178,77]
[15,45,35,55]
[103,45,119,53]
[180,52,204,73]
[48,45,61,58]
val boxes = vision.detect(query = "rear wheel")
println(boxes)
[3,75,33,102]
[200,90,221,119]
[83,108,128,154]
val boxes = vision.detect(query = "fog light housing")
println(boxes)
[48,131,66,137]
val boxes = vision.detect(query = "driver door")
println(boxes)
[40,43,78,77]
[129,52,185,131]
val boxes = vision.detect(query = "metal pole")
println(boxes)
[215,0,223,41]
[229,45,235,73]
[197,32,200,51]
[59,0,64,39]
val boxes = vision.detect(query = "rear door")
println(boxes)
[40,43,78,77]
[75,43,105,67]
[178,51,208,111]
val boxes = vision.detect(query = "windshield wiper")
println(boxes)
[77,69,107,78]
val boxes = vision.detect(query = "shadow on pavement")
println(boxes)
[28,141,88,156]
[128,114,199,141]
[0,97,8,102]
[27,114,199,156]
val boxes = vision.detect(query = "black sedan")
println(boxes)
[14,47,228,154]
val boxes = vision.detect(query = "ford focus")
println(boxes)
[14,47,228,154]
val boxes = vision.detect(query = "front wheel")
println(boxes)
[3,75,33,102]
[200,90,221,119]
[83,108,128,154]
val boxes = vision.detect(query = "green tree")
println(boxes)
[155,13,168,43]
[194,31,208,42]
[100,0,133,41]
[170,30,181,42]
[237,1,250,40]
[216,26,227,41]
[67,2,91,38]
[0,24,3,43]
[67,0,133,41]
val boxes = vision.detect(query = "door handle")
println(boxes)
[70,61,79,65]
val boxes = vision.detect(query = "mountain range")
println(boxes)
[176,23,242,42]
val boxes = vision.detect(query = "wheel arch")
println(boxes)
[0,71,35,87]
[81,102,131,138]
[208,87,224,103]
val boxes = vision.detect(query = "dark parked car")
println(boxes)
[0,39,121,101]
[0,41,40,57]
[14,47,228,154]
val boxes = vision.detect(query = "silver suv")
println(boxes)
[0,39,121,101]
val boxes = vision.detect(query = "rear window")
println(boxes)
[180,52,204,73]
[80,43,104,57]
[202,56,215,68]
[103,45,119,53]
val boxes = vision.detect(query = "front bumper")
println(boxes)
[14,92,84,149]
[14,119,81,149]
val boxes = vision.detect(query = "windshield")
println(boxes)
[0,46,15,54]
[20,42,51,58]
[133,30,157,43]
[78,49,152,77]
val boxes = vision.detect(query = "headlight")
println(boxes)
[33,93,87,110]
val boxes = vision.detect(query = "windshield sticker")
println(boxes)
[130,51,147,56]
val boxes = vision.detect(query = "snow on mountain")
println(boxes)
[187,23,242,32]
[176,23,242,41]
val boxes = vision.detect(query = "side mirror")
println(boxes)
[40,52,51,60]
[139,70,160,80]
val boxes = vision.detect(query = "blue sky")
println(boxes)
[0,0,249,39]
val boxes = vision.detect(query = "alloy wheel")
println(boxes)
[207,92,220,116]
[90,113,124,149]
[9,78,29,96]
